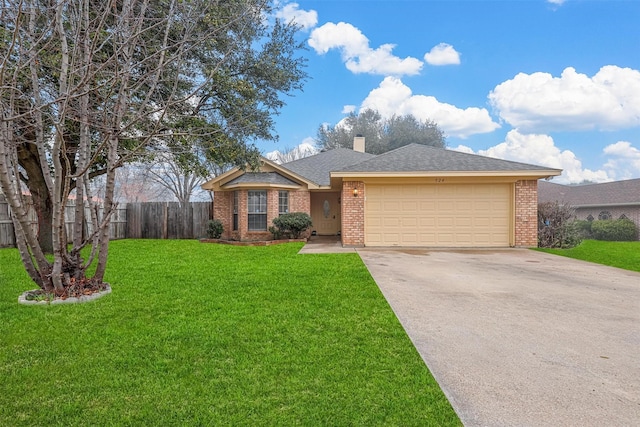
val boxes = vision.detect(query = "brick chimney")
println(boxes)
[353,135,365,153]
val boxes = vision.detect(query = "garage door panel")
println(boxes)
[368,200,383,211]
[402,234,418,244]
[475,217,491,227]
[400,186,418,197]
[382,201,399,212]
[367,234,382,245]
[419,200,436,211]
[474,201,492,211]
[456,201,473,210]
[402,217,418,227]
[402,201,418,211]
[493,202,510,211]
[439,201,455,211]
[455,233,473,243]
[456,217,473,226]
[493,217,510,226]
[383,217,400,227]
[438,217,455,227]
[365,183,511,247]
[438,234,455,244]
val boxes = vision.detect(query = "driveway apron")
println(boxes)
[357,248,640,427]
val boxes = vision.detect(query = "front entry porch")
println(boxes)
[310,192,341,236]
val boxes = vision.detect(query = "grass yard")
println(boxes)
[0,240,460,426]
[534,239,640,272]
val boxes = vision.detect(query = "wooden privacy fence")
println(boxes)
[0,193,127,248]
[126,202,212,239]
[1,194,210,248]
[0,194,17,248]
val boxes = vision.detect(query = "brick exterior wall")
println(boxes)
[290,189,311,214]
[515,180,538,247]
[213,189,311,241]
[341,181,365,246]
[213,191,233,240]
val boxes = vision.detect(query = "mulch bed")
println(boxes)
[200,238,307,246]
[22,279,109,302]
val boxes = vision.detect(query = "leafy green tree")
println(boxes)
[0,0,307,294]
[316,109,445,154]
[2,1,306,254]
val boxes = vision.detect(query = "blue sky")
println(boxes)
[262,0,640,184]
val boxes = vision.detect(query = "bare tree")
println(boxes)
[266,144,318,164]
[145,153,203,208]
[0,0,306,294]
[538,201,581,248]
[94,165,171,203]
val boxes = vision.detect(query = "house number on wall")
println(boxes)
[435,178,445,183]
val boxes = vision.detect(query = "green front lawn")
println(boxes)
[0,240,460,426]
[534,239,640,272]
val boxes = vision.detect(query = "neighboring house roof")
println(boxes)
[334,144,561,176]
[224,172,299,187]
[281,148,375,186]
[539,179,640,207]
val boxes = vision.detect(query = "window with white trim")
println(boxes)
[233,191,238,231]
[278,190,289,216]
[248,190,267,231]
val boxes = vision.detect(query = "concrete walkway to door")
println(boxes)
[356,248,640,427]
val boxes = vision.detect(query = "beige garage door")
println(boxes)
[365,184,511,247]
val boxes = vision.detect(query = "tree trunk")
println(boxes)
[17,135,56,254]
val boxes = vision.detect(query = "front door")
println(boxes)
[310,192,341,235]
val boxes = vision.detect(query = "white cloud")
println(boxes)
[455,134,640,183]
[342,105,356,114]
[489,66,640,132]
[602,141,640,180]
[360,77,500,138]
[547,0,566,5]
[424,43,461,66]
[458,129,610,184]
[308,22,423,76]
[450,144,475,154]
[275,3,318,30]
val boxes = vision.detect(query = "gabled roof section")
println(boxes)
[539,178,640,206]
[201,157,319,191]
[223,172,300,188]
[334,144,561,175]
[281,148,376,187]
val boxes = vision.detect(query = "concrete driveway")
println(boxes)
[356,248,640,427]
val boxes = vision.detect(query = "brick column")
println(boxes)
[515,180,538,247]
[341,181,365,246]
[213,191,232,239]
[237,190,248,241]
[267,189,279,225]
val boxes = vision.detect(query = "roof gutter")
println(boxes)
[331,170,562,179]
[573,202,640,208]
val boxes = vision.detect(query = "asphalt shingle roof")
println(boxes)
[538,179,640,206]
[224,172,299,187]
[336,144,560,173]
[282,148,375,186]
